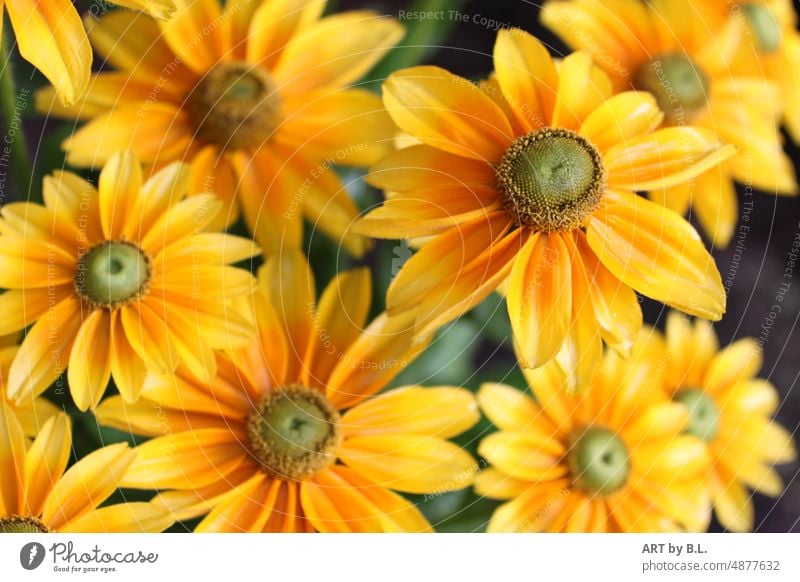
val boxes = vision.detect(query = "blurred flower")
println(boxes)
[542,0,797,247]
[701,0,800,145]
[661,312,797,531]
[0,333,59,437]
[357,29,731,392]
[1,0,174,105]
[96,250,480,532]
[0,151,259,410]
[476,332,712,532]
[0,404,173,533]
[37,0,404,256]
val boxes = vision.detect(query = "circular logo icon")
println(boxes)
[20,542,46,570]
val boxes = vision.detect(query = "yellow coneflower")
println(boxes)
[0,333,59,437]
[0,404,173,533]
[96,250,480,532]
[36,0,404,256]
[1,0,174,105]
[661,312,797,531]
[356,29,731,392]
[0,151,259,411]
[542,0,797,247]
[476,332,712,532]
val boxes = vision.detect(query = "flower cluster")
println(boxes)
[0,0,796,533]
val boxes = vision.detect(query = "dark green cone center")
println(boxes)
[496,129,605,232]
[674,388,720,442]
[76,241,150,308]
[634,54,709,125]
[0,516,49,533]
[247,384,341,481]
[568,426,631,496]
[743,3,781,54]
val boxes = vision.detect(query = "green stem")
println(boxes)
[368,0,469,83]
[0,30,34,201]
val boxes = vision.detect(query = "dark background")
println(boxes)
[2,0,798,532]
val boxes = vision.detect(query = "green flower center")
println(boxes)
[0,515,49,533]
[633,54,709,125]
[674,388,720,442]
[742,3,781,54]
[568,426,631,496]
[247,384,341,481]
[75,241,151,309]
[496,128,605,232]
[185,61,282,151]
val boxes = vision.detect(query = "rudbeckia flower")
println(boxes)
[0,404,173,533]
[0,151,259,411]
[542,0,798,247]
[476,332,712,532]
[0,334,59,437]
[36,0,404,256]
[700,0,800,144]
[660,312,797,531]
[96,250,480,532]
[356,29,731,392]
[1,0,174,105]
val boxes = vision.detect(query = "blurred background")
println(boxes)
[1,0,799,532]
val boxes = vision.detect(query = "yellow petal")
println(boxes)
[121,429,246,489]
[586,190,725,320]
[60,501,175,533]
[339,434,478,494]
[382,66,513,161]
[342,386,479,439]
[508,232,572,368]
[42,443,135,530]
[158,0,225,73]
[474,467,532,500]
[0,401,26,515]
[493,28,557,131]
[98,151,143,240]
[140,193,222,254]
[5,0,90,105]
[486,481,572,532]
[478,431,565,482]
[692,169,737,248]
[605,127,736,191]
[195,474,277,532]
[552,51,613,131]
[477,382,539,432]
[301,465,431,533]
[68,310,113,411]
[579,91,663,153]
[274,11,404,93]
[244,0,325,66]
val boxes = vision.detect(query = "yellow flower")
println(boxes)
[356,29,732,392]
[542,0,798,247]
[476,333,712,532]
[701,0,800,145]
[36,0,404,256]
[96,250,480,532]
[0,151,259,411]
[0,334,59,437]
[0,404,173,533]
[660,312,797,531]
[1,0,174,105]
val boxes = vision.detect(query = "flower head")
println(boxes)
[37,0,405,256]
[542,0,798,247]
[0,404,173,533]
[0,151,259,410]
[660,312,797,531]
[357,29,731,392]
[476,332,712,532]
[96,250,480,532]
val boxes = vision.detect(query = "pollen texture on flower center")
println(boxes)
[0,515,50,533]
[247,384,341,481]
[568,426,631,496]
[496,128,605,232]
[75,241,151,309]
[185,61,282,151]
[633,54,710,125]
